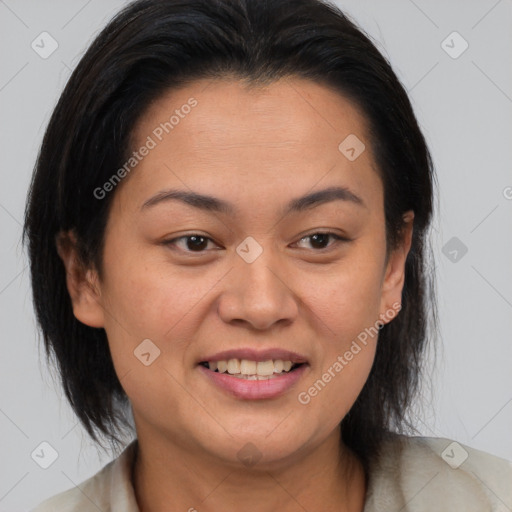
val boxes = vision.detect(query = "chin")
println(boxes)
[198,424,312,469]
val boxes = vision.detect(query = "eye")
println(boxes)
[163,234,220,254]
[293,232,349,251]
[163,231,349,255]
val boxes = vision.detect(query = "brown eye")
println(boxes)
[308,233,330,249]
[295,232,348,251]
[164,234,219,253]
[184,235,209,251]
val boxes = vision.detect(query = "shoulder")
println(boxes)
[364,434,512,512]
[30,441,139,512]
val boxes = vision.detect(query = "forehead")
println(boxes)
[121,77,382,215]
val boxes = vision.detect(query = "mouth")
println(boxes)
[197,353,309,400]
[196,348,309,399]
[198,359,306,380]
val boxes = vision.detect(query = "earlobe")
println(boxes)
[55,231,105,328]
[379,210,414,322]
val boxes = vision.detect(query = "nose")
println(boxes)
[217,248,299,331]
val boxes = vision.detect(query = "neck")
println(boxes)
[132,426,367,512]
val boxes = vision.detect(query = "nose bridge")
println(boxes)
[217,236,298,329]
[240,251,283,298]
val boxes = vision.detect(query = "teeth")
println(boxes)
[205,358,299,376]
[240,359,257,375]
[232,374,278,380]
[273,359,284,373]
[227,359,241,374]
[256,360,274,376]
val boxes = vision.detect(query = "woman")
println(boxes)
[24,0,511,510]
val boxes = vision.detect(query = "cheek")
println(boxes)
[300,253,385,338]
[98,260,207,420]
[301,345,377,437]
[101,247,196,334]
[297,291,379,435]
[293,252,383,426]
[99,250,228,373]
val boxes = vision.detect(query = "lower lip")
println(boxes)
[198,364,308,400]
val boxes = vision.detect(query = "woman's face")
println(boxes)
[72,77,413,467]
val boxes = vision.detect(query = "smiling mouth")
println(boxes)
[199,359,305,380]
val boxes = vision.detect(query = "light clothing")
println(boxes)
[32,435,512,511]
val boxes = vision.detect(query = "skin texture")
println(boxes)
[58,77,414,511]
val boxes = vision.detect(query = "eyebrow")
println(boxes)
[141,185,367,215]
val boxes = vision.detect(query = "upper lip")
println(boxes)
[198,348,308,364]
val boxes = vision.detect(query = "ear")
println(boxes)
[56,231,105,328]
[379,210,414,324]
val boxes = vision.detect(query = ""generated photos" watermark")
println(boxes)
[297,302,402,405]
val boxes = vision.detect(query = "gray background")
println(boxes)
[1,0,511,510]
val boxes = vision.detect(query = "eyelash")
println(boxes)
[163,232,349,255]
